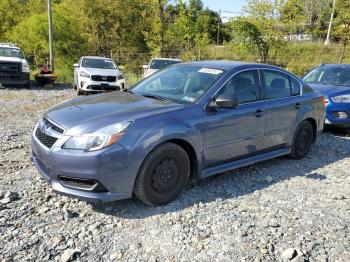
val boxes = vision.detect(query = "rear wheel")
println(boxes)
[133,143,190,206]
[77,88,83,96]
[290,121,314,159]
[24,80,30,89]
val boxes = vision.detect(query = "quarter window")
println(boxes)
[290,77,301,96]
[219,70,260,104]
[262,70,293,99]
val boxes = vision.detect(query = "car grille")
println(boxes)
[35,118,64,148]
[91,75,117,82]
[35,128,58,148]
[42,118,64,134]
[86,85,120,91]
[0,62,21,73]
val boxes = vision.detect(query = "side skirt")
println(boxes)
[200,147,291,179]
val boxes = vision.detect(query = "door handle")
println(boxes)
[254,109,265,118]
[295,103,302,109]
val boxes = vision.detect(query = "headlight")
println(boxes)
[22,62,29,73]
[63,121,132,151]
[331,95,350,103]
[79,71,90,78]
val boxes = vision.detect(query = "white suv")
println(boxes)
[143,58,181,78]
[74,56,125,95]
[0,43,30,88]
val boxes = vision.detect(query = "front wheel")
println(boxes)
[77,88,83,96]
[133,143,190,206]
[289,121,314,159]
[24,80,30,89]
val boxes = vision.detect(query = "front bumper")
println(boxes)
[79,78,125,92]
[325,101,350,128]
[0,72,29,85]
[31,130,139,202]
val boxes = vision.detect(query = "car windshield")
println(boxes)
[149,59,180,70]
[82,58,116,69]
[303,67,350,86]
[0,47,24,59]
[131,65,224,103]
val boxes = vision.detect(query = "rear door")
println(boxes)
[203,69,267,166]
[261,69,302,148]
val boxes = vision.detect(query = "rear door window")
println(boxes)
[262,70,293,99]
[219,70,260,104]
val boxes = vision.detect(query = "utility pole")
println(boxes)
[48,0,55,71]
[216,9,221,46]
[324,0,336,46]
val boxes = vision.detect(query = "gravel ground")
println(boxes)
[0,86,349,262]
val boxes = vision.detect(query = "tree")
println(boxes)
[0,0,27,40]
[333,0,350,62]
[230,0,286,63]
[279,0,306,34]
[9,3,87,81]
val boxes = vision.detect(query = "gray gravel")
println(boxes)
[0,86,349,262]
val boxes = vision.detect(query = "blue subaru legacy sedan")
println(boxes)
[303,64,350,128]
[31,61,325,206]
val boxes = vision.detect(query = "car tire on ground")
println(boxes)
[289,120,314,159]
[24,81,30,89]
[77,88,83,96]
[133,143,190,206]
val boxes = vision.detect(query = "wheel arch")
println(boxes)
[303,117,318,143]
[166,138,199,181]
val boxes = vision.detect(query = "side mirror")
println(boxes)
[142,64,148,69]
[208,94,238,109]
[73,63,79,68]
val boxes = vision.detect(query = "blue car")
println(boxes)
[303,64,350,128]
[31,61,325,205]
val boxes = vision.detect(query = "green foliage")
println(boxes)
[230,0,286,63]
[1,0,349,84]
[333,0,350,62]
[0,0,27,40]
[9,4,87,82]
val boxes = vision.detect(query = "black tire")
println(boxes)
[133,143,190,206]
[289,121,314,159]
[77,88,83,96]
[24,81,30,89]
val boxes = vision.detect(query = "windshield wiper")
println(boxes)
[124,89,134,94]
[141,94,171,101]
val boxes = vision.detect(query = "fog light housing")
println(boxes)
[333,111,348,119]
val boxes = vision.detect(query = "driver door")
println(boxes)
[203,70,267,167]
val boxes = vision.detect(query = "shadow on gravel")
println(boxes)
[2,81,72,91]
[323,125,350,137]
[91,130,350,219]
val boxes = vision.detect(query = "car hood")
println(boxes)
[82,67,120,76]
[45,91,184,135]
[0,56,26,63]
[144,69,159,78]
[309,83,350,96]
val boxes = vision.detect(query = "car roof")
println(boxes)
[319,63,350,68]
[152,57,181,61]
[0,43,20,49]
[82,56,112,60]
[181,60,284,71]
